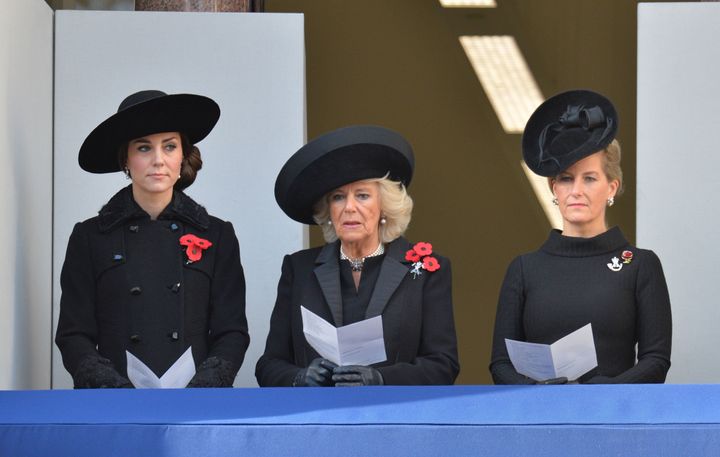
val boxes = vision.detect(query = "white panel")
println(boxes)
[54,11,305,388]
[637,3,720,383]
[0,0,53,389]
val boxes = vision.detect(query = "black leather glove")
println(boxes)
[292,358,338,387]
[332,365,384,387]
[534,376,568,385]
[73,354,134,389]
[187,356,238,387]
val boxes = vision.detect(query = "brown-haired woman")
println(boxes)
[56,90,249,388]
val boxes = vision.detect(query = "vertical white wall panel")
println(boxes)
[0,0,54,389]
[637,3,720,383]
[54,11,306,388]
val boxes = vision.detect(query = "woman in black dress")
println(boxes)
[490,90,672,384]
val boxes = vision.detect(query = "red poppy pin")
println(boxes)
[621,250,633,264]
[179,234,213,263]
[405,241,440,278]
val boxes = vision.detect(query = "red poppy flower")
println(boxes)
[186,246,202,262]
[179,234,198,246]
[179,234,213,262]
[405,249,421,262]
[195,238,212,249]
[621,250,633,264]
[413,242,433,257]
[422,256,440,272]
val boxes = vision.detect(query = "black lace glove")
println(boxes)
[332,365,384,387]
[73,354,133,389]
[292,358,338,387]
[187,356,238,387]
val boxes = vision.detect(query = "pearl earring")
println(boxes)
[380,217,387,225]
[607,197,615,207]
[327,220,332,226]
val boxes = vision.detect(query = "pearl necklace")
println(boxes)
[340,243,385,272]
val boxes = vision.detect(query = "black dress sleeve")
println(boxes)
[188,221,250,387]
[255,255,303,387]
[489,256,535,385]
[585,249,672,384]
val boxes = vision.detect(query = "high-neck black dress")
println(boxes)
[490,227,672,384]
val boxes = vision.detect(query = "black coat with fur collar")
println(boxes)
[56,186,249,388]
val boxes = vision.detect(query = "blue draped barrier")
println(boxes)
[1,385,718,456]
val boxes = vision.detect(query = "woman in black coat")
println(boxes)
[56,90,249,388]
[256,125,459,387]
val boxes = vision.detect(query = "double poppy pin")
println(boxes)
[179,234,213,263]
[405,241,440,279]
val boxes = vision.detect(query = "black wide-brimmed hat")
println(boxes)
[275,125,415,225]
[78,90,220,173]
[522,89,618,177]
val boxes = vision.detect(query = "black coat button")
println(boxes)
[129,225,139,233]
[113,254,123,261]
[169,223,179,232]
[170,282,181,293]
[129,286,142,295]
[130,334,141,343]
[169,331,179,341]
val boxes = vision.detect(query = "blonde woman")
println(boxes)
[256,125,459,387]
[490,90,672,384]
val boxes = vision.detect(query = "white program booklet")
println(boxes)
[301,306,387,366]
[126,346,196,389]
[505,323,598,382]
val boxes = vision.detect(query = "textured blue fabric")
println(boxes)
[1,385,719,456]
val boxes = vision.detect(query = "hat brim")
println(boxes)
[79,94,220,173]
[275,125,415,225]
[522,89,618,177]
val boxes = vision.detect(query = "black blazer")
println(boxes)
[55,186,249,387]
[255,237,459,386]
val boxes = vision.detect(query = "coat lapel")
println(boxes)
[313,241,343,326]
[365,238,410,319]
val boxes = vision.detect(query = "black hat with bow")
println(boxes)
[522,89,618,177]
